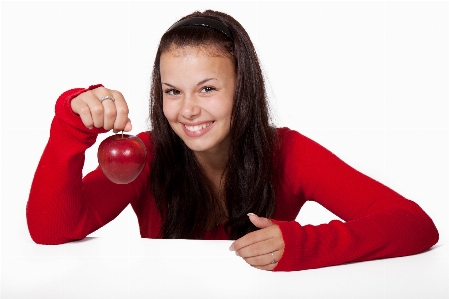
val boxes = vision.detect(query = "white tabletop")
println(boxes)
[3,237,448,299]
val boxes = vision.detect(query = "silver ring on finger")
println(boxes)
[271,252,277,264]
[100,95,115,103]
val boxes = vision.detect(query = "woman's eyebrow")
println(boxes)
[197,78,217,86]
[162,78,217,88]
[162,82,176,88]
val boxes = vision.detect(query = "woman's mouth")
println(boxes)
[181,121,215,137]
[184,122,214,132]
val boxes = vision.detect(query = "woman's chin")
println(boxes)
[183,141,213,153]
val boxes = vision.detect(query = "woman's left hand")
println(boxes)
[229,213,285,271]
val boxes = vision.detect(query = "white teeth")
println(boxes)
[184,122,212,132]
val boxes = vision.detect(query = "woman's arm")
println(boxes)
[230,128,439,271]
[272,129,439,271]
[26,85,150,244]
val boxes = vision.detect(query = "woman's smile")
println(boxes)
[181,121,216,137]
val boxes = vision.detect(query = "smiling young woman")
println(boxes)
[159,46,237,232]
[26,10,439,272]
[148,13,278,244]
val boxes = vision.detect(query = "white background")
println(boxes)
[1,0,448,298]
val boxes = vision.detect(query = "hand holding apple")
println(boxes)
[97,133,146,184]
[71,87,132,132]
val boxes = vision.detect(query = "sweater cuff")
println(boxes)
[270,219,303,271]
[54,84,106,135]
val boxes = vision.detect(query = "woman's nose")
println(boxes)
[181,96,201,119]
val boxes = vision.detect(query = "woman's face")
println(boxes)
[161,46,236,156]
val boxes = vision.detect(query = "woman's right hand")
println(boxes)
[71,86,132,133]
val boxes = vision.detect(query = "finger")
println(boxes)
[248,213,273,229]
[243,250,280,267]
[236,236,281,259]
[101,99,117,131]
[84,95,104,128]
[110,90,130,132]
[124,118,132,132]
[251,263,277,271]
[230,224,278,251]
[114,118,132,134]
[71,98,94,129]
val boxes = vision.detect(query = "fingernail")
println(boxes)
[229,244,235,251]
[247,213,256,217]
[88,126,93,130]
[235,251,239,256]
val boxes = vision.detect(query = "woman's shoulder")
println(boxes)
[136,131,155,159]
[136,130,152,144]
[275,127,317,147]
[274,127,334,164]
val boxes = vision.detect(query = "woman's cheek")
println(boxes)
[163,101,176,121]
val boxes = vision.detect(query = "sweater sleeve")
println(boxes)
[271,129,439,271]
[26,85,151,244]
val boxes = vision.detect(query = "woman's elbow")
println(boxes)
[399,201,439,254]
[28,229,84,245]
[26,213,84,245]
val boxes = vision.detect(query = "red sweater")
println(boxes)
[26,84,439,271]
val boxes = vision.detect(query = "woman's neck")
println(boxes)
[195,150,229,230]
[195,151,227,189]
[194,145,228,176]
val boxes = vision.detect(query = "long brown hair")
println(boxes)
[149,10,278,240]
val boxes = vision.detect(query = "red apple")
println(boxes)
[97,134,147,184]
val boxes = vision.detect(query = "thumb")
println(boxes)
[124,118,132,132]
[247,213,273,229]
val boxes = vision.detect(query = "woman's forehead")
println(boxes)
[160,46,235,75]
[165,44,227,57]
[161,49,233,73]
[160,47,236,87]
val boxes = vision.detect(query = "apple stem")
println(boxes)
[121,130,124,138]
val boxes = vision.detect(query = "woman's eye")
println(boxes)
[201,86,216,93]
[165,89,180,96]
